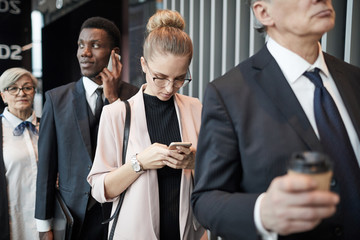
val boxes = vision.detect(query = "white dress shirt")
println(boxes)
[254,37,360,240]
[36,77,103,232]
[83,76,105,115]
[2,108,39,240]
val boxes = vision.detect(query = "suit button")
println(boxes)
[330,178,336,187]
[334,226,342,236]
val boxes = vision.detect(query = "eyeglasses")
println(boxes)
[145,60,192,88]
[5,86,35,95]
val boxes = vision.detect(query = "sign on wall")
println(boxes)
[0,0,32,75]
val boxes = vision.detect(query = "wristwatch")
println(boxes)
[131,154,144,173]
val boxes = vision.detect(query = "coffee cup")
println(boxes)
[288,151,333,191]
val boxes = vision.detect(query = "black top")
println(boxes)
[143,93,182,240]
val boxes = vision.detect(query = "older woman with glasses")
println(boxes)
[88,9,206,240]
[0,67,39,240]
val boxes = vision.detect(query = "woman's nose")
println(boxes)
[17,88,26,96]
[165,81,174,92]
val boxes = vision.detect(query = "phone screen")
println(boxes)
[169,142,192,150]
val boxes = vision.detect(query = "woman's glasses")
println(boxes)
[145,60,192,88]
[5,86,35,95]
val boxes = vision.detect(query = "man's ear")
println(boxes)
[252,1,274,27]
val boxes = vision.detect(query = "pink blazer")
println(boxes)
[88,85,205,239]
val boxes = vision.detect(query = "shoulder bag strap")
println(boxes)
[103,100,130,240]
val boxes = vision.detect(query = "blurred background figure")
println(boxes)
[0,67,39,240]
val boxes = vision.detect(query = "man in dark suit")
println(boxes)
[192,0,360,239]
[35,17,138,240]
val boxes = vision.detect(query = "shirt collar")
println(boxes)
[2,107,36,128]
[82,76,102,96]
[267,37,330,83]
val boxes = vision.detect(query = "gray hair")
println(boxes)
[0,68,38,92]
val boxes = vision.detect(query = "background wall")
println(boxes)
[0,0,32,112]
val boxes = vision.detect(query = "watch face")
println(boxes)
[133,161,141,172]
[132,160,141,172]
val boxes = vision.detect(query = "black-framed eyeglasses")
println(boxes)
[5,86,35,95]
[145,60,192,88]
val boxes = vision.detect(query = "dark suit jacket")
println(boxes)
[0,119,10,240]
[35,79,138,239]
[191,46,360,240]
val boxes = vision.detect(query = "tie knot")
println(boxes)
[303,68,323,88]
[95,88,103,97]
[13,121,38,136]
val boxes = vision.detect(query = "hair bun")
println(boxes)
[146,9,185,33]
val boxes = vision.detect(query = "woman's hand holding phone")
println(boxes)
[168,142,192,150]
[165,142,195,169]
[137,142,195,171]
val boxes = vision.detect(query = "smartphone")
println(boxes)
[107,53,121,72]
[169,142,192,150]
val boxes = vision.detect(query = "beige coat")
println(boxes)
[88,85,204,239]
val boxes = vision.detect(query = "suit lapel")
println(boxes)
[252,46,322,151]
[73,79,92,159]
[324,53,360,139]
